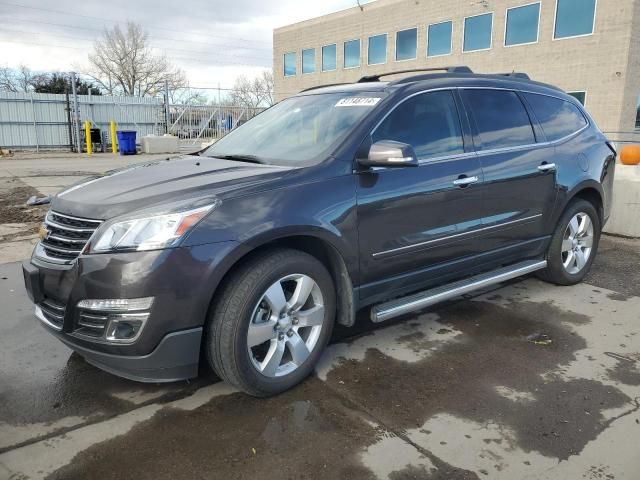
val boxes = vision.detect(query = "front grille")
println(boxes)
[38,297,66,329]
[40,211,102,262]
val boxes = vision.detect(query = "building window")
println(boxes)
[344,39,361,68]
[284,52,296,77]
[463,13,493,52]
[396,28,417,61]
[322,44,337,72]
[505,3,540,46]
[302,48,315,74]
[427,21,453,57]
[554,0,597,39]
[567,91,586,106]
[368,33,387,65]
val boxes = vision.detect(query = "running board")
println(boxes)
[371,259,547,323]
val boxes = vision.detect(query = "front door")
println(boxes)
[356,90,484,302]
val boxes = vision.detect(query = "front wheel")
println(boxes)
[538,199,601,285]
[205,248,335,397]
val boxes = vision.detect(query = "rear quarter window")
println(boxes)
[522,93,588,142]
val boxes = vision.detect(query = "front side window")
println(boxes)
[344,39,361,68]
[462,89,535,150]
[505,3,540,46]
[284,52,296,77]
[368,34,387,65]
[554,0,596,39]
[322,44,337,72]
[372,91,464,160]
[463,13,493,52]
[427,21,453,57]
[396,28,417,61]
[205,93,386,167]
[302,49,315,74]
[523,93,588,141]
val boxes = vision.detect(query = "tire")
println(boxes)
[205,248,336,397]
[538,199,601,285]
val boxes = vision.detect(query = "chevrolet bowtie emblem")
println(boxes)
[38,224,50,241]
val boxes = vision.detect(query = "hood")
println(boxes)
[51,156,294,219]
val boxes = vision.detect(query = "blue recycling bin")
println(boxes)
[116,130,137,155]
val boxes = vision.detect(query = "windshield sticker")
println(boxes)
[335,97,381,107]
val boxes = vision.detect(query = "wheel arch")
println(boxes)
[204,231,357,330]
[557,181,604,227]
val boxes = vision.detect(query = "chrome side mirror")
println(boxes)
[358,140,419,168]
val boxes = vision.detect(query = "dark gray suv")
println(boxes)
[23,67,616,396]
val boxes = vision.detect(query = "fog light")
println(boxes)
[77,297,154,312]
[105,313,149,343]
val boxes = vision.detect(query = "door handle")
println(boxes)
[538,163,556,172]
[453,175,479,187]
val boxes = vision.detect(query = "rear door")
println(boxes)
[356,89,484,301]
[459,88,559,255]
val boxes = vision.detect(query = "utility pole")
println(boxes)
[70,72,82,154]
[164,79,170,134]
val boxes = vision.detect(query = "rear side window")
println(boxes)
[372,90,464,160]
[523,93,588,141]
[462,89,535,150]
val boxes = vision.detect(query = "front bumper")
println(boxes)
[23,240,241,382]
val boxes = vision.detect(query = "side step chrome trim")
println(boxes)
[371,260,547,323]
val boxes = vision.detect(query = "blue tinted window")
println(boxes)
[427,21,452,57]
[506,3,540,46]
[284,52,296,77]
[373,91,464,160]
[636,95,640,129]
[396,28,417,61]
[554,0,596,38]
[464,13,493,52]
[302,49,315,74]
[322,44,337,71]
[344,39,360,68]
[463,89,535,149]
[368,34,387,65]
[523,93,587,141]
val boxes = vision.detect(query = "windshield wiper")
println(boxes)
[215,154,265,165]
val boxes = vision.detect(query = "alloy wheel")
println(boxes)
[561,212,594,275]
[247,274,325,378]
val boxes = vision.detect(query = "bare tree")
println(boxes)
[229,70,274,109]
[0,65,46,93]
[87,22,185,97]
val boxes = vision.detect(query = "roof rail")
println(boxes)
[299,82,350,93]
[494,72,531,80]
[357,66,473,83]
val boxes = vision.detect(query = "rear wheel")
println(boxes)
[205,248,335,397]
[539,199,600,285]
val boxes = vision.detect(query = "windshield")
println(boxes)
[203,92,386,166]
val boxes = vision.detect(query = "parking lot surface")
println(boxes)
[0,154,639,479]
[0,233,638,480]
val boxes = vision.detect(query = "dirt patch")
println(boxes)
[586,235,640,297]
[46,379,383,480]
[0,181,47,227]
[325,300,631,461]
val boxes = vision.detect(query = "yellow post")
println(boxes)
[110,120,117,154]
[84,121,92,156]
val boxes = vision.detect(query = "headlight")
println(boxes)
[91,203,218,253]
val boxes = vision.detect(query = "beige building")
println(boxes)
[273,0,640,140]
